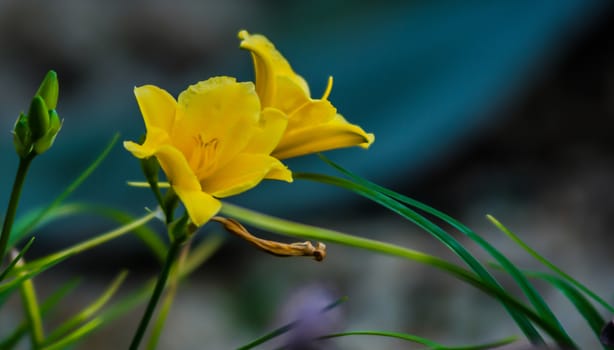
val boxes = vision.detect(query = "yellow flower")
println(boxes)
[238,30,374,160]
[124,76,292,226]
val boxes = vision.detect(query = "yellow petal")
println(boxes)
[238,30,310,107]
[287,99,337,129]
[153,145,221,226]
[173,186,221,226]
[134,85,177,133]
[244,107,288,155]
[149,145,221,225]
[263,164,294,182]
[273,116,374,159]
[123,126,169,158]
[174,77,260,169]
[154,145,202,192]
[201,153,292,198]
[271,75,311,115]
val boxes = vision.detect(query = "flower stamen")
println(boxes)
[321,76,334,100]
[192,135,219,178]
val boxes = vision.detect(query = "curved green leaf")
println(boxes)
[322,331,517,350]
[294,172,550,345]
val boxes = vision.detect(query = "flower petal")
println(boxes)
[134,85,177,133]
[154,145,202,193]
[201,153,292,198]
[271,75,311,115]
[244,107,288,155]
[273,115,375,159]
[173,186,221,226]
[153,145,221,226]
[287,99,337,129]
[238,30,310,107]
[123,126,169,158]
[174,77,260,170]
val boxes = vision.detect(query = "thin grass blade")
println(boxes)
[13,203,166,263]
[43,271,128,345]
[0,236,35,282]
[311,156,575,346]
[0,278,81,349]
[488,214,614,314]
[294,172,547,345]
[321,331,517,350]
[9,133,120,247]
[20,210,157,275]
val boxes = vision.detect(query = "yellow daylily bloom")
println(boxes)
[124,76,292,226]
[238,30,374,159]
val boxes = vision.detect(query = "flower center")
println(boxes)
[190,134,219,178]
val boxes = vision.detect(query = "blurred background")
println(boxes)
[1,0,614,348]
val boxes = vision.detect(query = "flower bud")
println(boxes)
[33,109,62,155]
[35,70,59,110]
[27,96,50,141]
[13,113,33,157]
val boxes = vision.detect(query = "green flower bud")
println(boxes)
[13,113,33,157]
[27,96,50,141]
[35,70,59,110]
[33,109,62,155]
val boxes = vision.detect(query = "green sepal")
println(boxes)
[12,113,33,158]
[35,70,59,110]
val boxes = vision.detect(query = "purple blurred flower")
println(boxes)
[272,284,345,350]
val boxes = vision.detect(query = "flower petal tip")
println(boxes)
[238,29,249,40]
[362,133,375,148]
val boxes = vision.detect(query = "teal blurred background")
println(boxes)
[1,1,614,349]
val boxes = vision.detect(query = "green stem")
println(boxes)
[129,238,183,350]
[0,154,35,267]
[146,241,190,350]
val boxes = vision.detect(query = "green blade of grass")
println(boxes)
[40,283,158,350]
[83,205,166,263]
[38,233,225,349]
[9,133,120,247]
[534,272,610,349]
[19,210,157,276]
[321,331,518,350]
[0,278,81,349]
[219,203,565,346]
[292,173,548,345]
[43,271,128,345]
[488,262,613,350]
[12,202,167,263]
[0,236,35,282]
[487,214,614,314]
[41,318,104,350]
[0,254,69,294]
[310,156,575,346]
